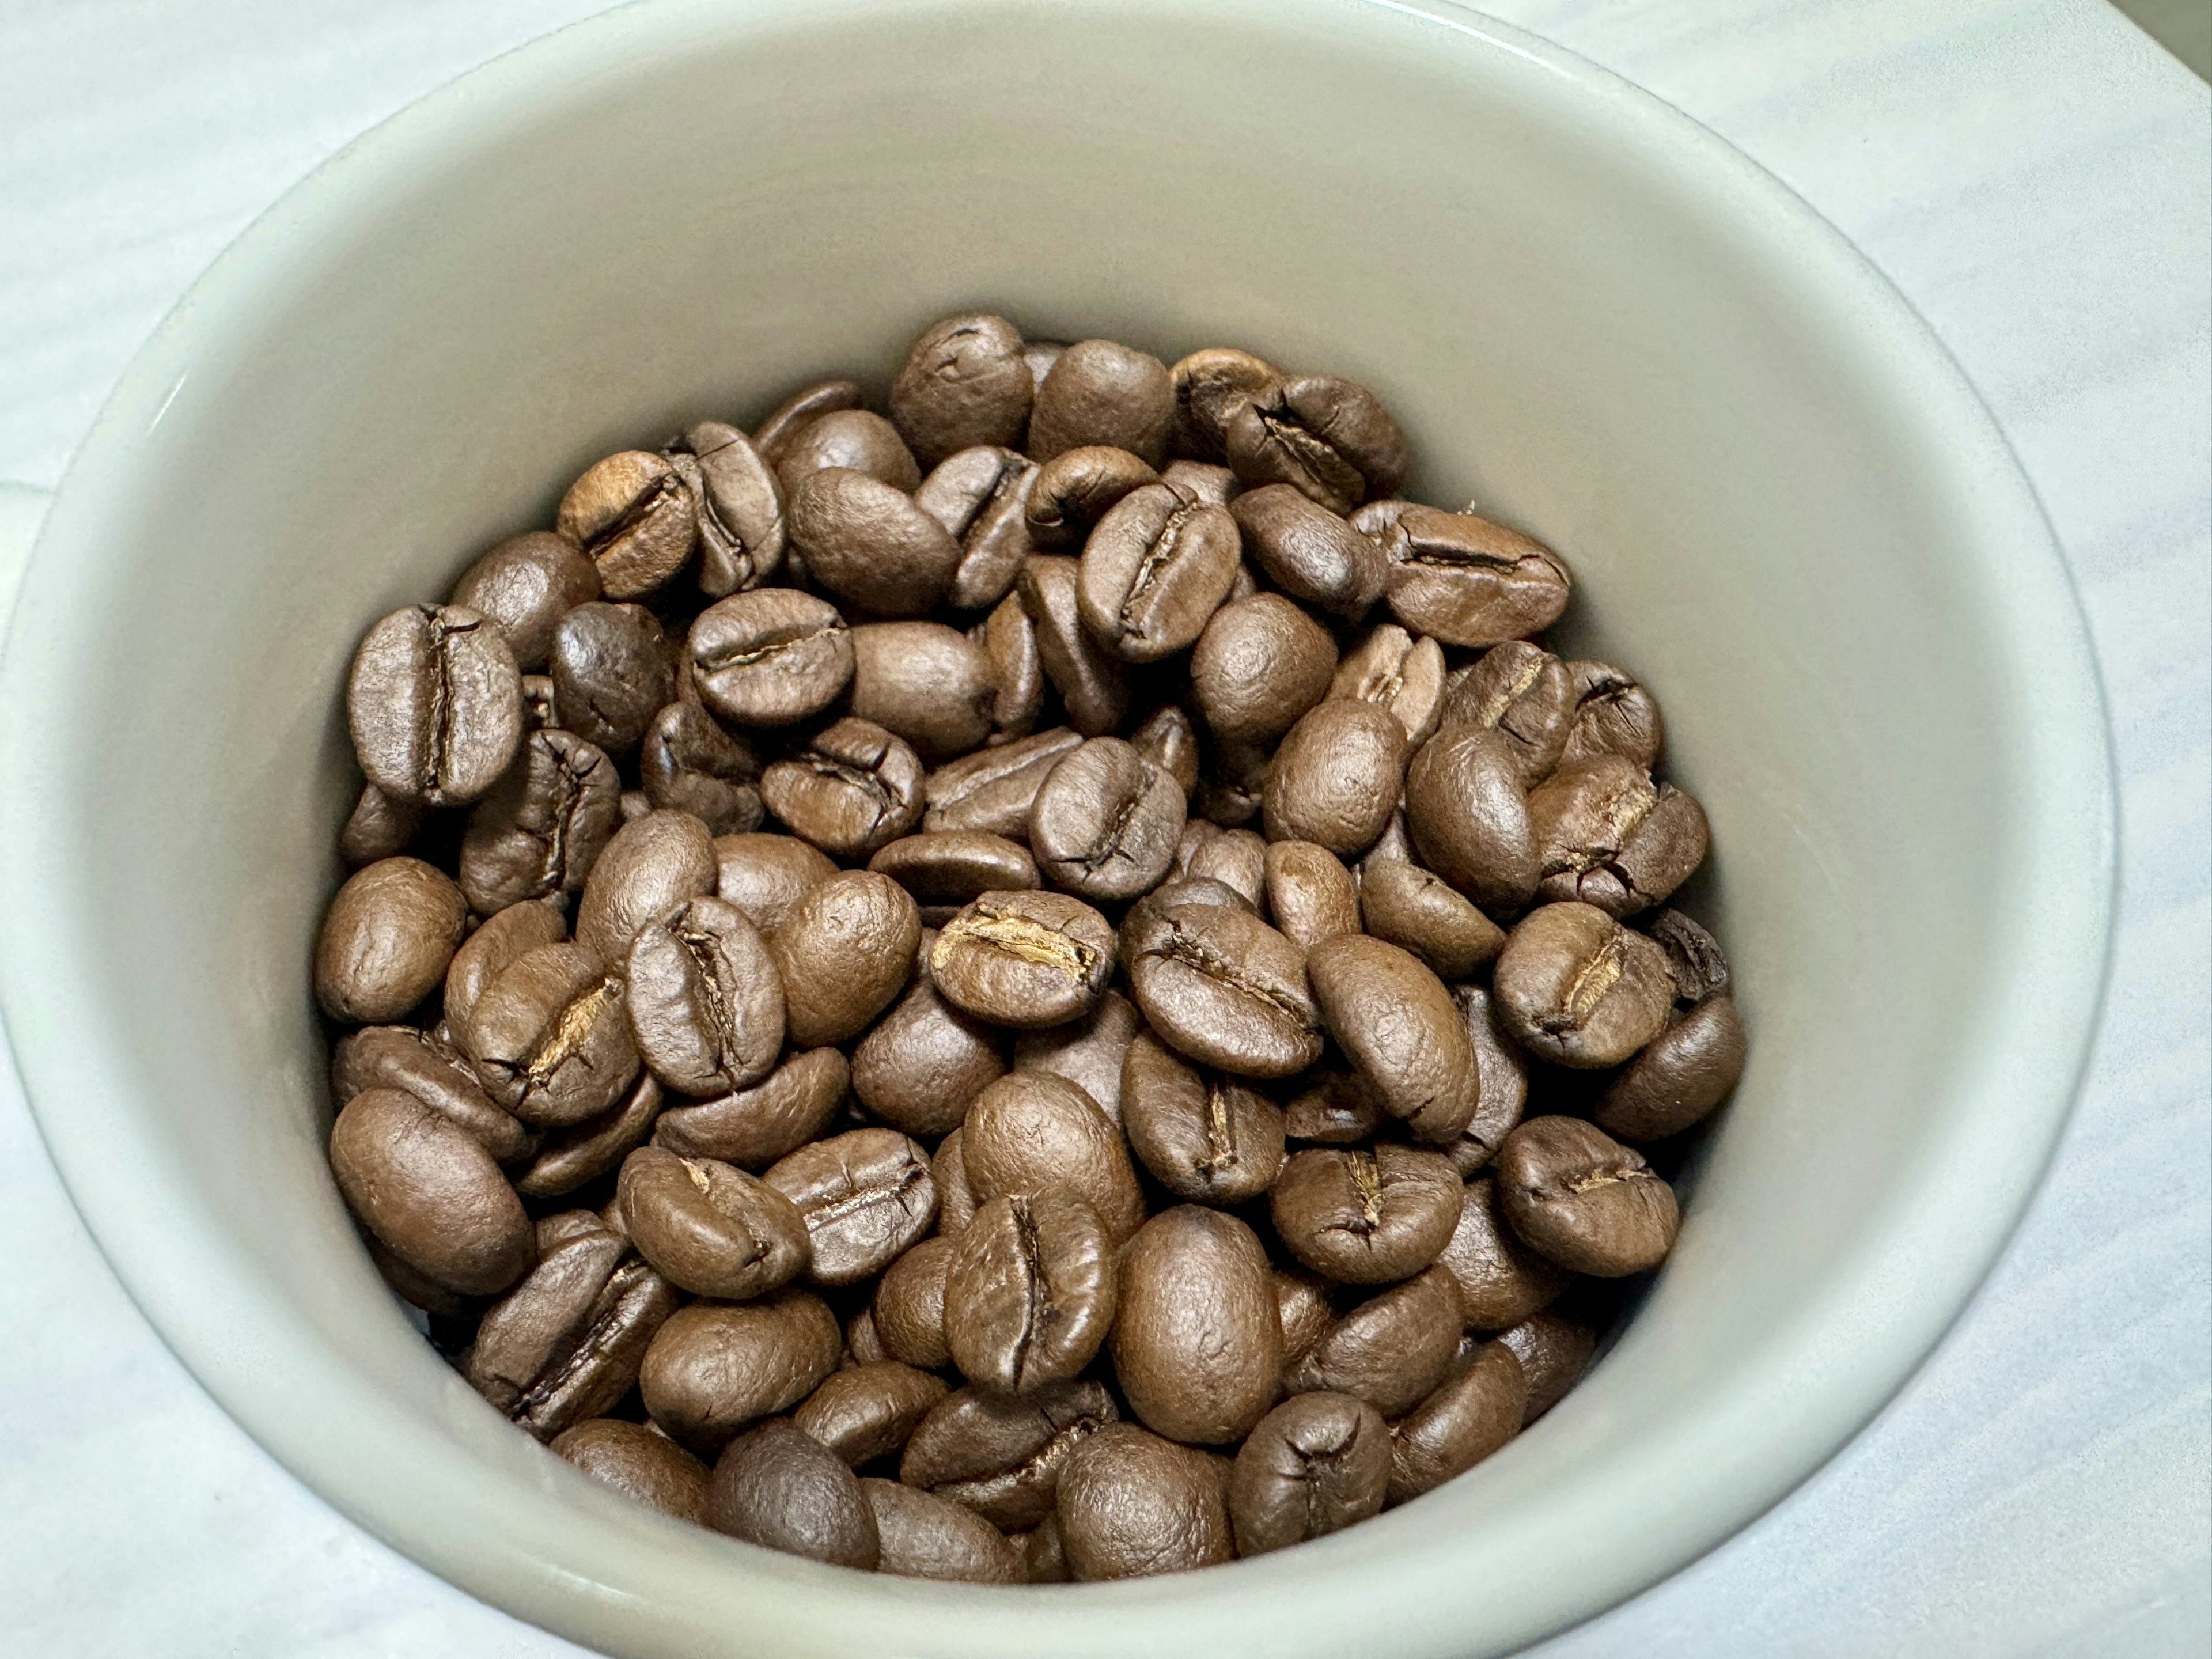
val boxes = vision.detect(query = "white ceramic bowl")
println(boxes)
[0,2,2112,1654]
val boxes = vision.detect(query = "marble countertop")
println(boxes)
[2,1,2207,1653]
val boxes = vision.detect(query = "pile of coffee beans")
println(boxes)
[316,312,1747,1582]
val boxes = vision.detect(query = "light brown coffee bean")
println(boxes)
[770,870,921,1048]
[514,1072,663,1198]
[330,1088,535,1296]
[1270,1145,1461,1285]
[1332,624,1445,748]
[639,700,763,837]
[547,601,675,753]
[347,604,523,808]
[1026,445,1160,548]
[1119,1032,1286,1206]
[1438,641,1572,785]
[1224,373,1406,514]
[1029,737,1186,902]
[552,1418,711,1521]
[869,833,1040,922]
[1308,934,1478,1145]
[1359,857,1506,981]
[1018,555,1128,737]
[1124,903,1321,1080]
[707,1419,880,1569]
[916,446,1038,611]
[788,467,961,616]
[792,1361,949,1467]
[710,831,836,938]
[1189,592,1337,748]
[774,409,921,497]
[1563,660,1665,769]
[1170,347,1279,461]
[617,1147,809,1300]
[460,942,640,1127]
[764,1128,938,1285]
[624,895,783,1097]
[900,1380,1119,1530]
[847,622,999,763]
[687,589,854,729]
[760,717,926,861]
[1404,725,1539,915]
[873,1235,956,1370]
[1435,1176,1570,1330]
[448,531,601,672]
[442,899,565,1044]
[1374,505,1571,647]
[944,1190,1118,1391]
[1055,1422,1234,1580]
[315,857,468,1025]
[1028,339,1175,465]
[1010,989,1142,1126]
[850,968,1007,1137]
[653,1047,849,1169]
[668,421,786,598]
[930,891,1116,1030]
[1227,1392,1389,1556]
[639,1291,841,1451]
[1386,1340,1527,1503]
[1109,1206,1281,1445]
[1494,1116,1679,1276]
[923,726,1084,839]
[890,313,1034,468]
[1263,699,1406,857]
[863,1478,1023,1583]
[961,1070,1146,1244]
[558,450,698,599]
[1528,756,1709,918]
[1262,840,1361,951]
[1077,482,1240,660]
[753,378,866,464]
[331,1024,531,1165]
[1492,902,1673,1067]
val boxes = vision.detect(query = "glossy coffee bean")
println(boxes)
[1130,703,1200,796]
[916,446,1038,611]
[1386,1340,1527,1503]
[1373,505,1571,648]
[330,1088,535,1296]
[889,313,1034,468]
[1010,989,1141,1126]
[331,1024,531,1164]
[668,421,786,598]
[1181,824,1268,910]
[1263,699,1405,857]
[1444,985,1528,1177]
[1119,1031,1285,1206]
[774,409,921,497]
[639,1291,841,1451]
[617,1146,809,1300]
[929,890,1115,1029]
[547,601,675,753]
[573,808,718,965]
[1281,1069,1385,1147]
[788,467,961,616]
[768,870,921,1048]
[1332,624,1445,748]
[1076,483,1240,660]
[1492,902,1673,1067]
[514,1071,664,1198]
[1231,483,1386,619]
[558,450,697,599]
[707,1419,880,1569]
[760,717,925,861]
[931,1129,978,1239]
[847,622,999,763]
[974,594,1044,742]
[459,729,622,914]
[1404,725,1539,915]
[687,589,854,729]
[1109,1206,1281,1445]
[1028,737,1185,902]
[1563,660,1665,769]
[448,531,601,672]
[923,726,1083,839]
[339,782,425,868]
[1270,1145,1461,1285]
[1495,1116,1679,1276]
[1227,1392,1389,1556]
[315,857,468,1024]
[653,1047,849,1169]
[900,1379,1119,1529]
[1284,1266,1465,1416]
[442,898,565,1044]
[1596,992,1746,1143]
[1017,1513,1071,1582]
[872,1235,956,1370]
[1169,347,1279,461]
[944,1190,1118,1391]
[1306,934,1479,1144]
[710,831,836,938]
[1497,1310,1598,1424]
[1359,857,1505,982]
[1188,593,1336,748]
[961,1070,1145,1243]
[863,1479,1022,1583]
[461,942,640,1127]
[1438,641,1571,785]
[791,1361,949,1466]
[753,378,866,464]
[1262,840,1361,951]
[1117,878,1256,978]
[639,700,763,837]
[1272,1266,1335,1366]
[1124,902,1321,1079]
[1528,756,1709,918]
[553,1419,710,1521]
[1028,339,1174,466]
[347,604,523,808]
[1018,555,1128,737]
[850,968,1007,1136]
[1435,1175,1570,1330]
[1159,458,1241,508]
[1026,445,1160,548]
[869,833,1039,921]
[1055,1423,1234,1580]
[1224,374,1406,514]
[764,1128,938,1284]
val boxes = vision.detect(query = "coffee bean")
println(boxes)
[1435,1175,1570,1328]
[1181,824,1267,908]
[1563,660,1665,769]
[1170,347,1279,462]
[1648,907,1733,1002]
[1438,641,1571,785]
[974,592,1043,738]
[519,673,559,732]
[546,601,675,753]
[687,589,854,729]
[1263,699,1405,857]
[339,783,425,869]
[574,808,718,964]
[315,857,468,1025]
[861,1479,1022,1584]
[944,1190,1118,1391]
[763,1127,938,1284]
[1189,593,1336,749]
[707,1419,880,1569]
[459,729,623,914]
[1596,991,1745,1143]
[1270,1145,1461,1285]
[850,968,1007,1137]
[869,833,1039,922]
[930,890,1115,1029]
[347,605,524,808]
[1332,624,1445,748]
[639,1290,841,1450]
[331,1024,531,1164]
[1130,704,1200,797]
[1028,339,1174,465]
[900,1379,1118,1529]
[1372,505,1571,647]
[639,701,763,837]
[1055,1423,1234,1579]
[761,718,925,861]
[1528,756,1709,918]
[710,831,836,938]
[1108,1206,1280,1444]
[916,446,1038,611]
[792,1361,949,1467]
[1225,374,1406,514]
[617,1146,810,1300]
[1160,458,1241,508]
[1284,1264,1460,1419]
[890,313,1034,468]
[1385,1340,1526,1503]
[1119,1031,1285,1206]
[1118,876,1256,970]
[872,1236,956,1370]
[1226,1392,1388,1556]
[1262,840,1361,952]
[1016,1514,1071,1583]
[448,531,601,672]
[553,1418,711,1521]
[923,726,1083,839]
[558,451,698,599]
[1230,483,1387,619]
[442,898,565,1044]
[329,1087,535,1296]
[788,467,960,616]
[666,421,785,598]
[1010,989,1142,1126]
[1492,902,1673,1067]
[623,872,786,1093]
[1281,1069,1385,1146]
[1026,445,1160,548]
[1358,856,1506,981]
[932,1129,978,1239]
[838,622,996,764]
[1027,737,1185,902]
[650,1047,847,1169]
[774,409,921,497]
[1076,483,1241,661]
[1404,725,1539,915]
[460,942,640,1127]
[755,378,866,465]
[1272,1266,1335,1364]
[515,1071,663,1198]
[1495,1116,1679,1276]
[1018,555,1128,737]
[1124,902,1321,1079]
[1306,934,1479,1143]
[1497,1310,1598,1424]
[1445,985,1528,1177]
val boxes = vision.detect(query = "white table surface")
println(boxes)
[2,1,2208,1654]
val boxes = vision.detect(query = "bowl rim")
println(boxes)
[0,0,2116,1654]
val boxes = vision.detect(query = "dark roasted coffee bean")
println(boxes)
[639,701,762,836]
[1130,703,1200,796]
[1438,641,1572,785]
[553,1418,710,1521]
[1495,1116,1679,1275]
[574,808,717,964]
[1170,347,1279,461]
[459,729,622,914]
[1228,1392,1388,1556]
[707,1419,880,1569]
[1028,737,1185,902]
[461,942,640,1127]
[687,588,854,729]
[1118,875,1255,963]
[793,1361,949,1466]
[443,899,565,1044]
[1306,934,1479,1143]
[546,601,675,753]
[1124,902,1321,1079]
[1119,1032,1285,1206]
[890,313,1034,467]
[1436,1175,1570,1328]
[1181,824,1267,908]
[1493,902,1673,1067]
[923,726,1082,839]
[1563,660,1665,769]
[315,857,468,1025]
[516,1072,662,1198]
[962,1070,1145,1243]
[1010,989,1141,1125]
[974,591,1043,738]
[347,604,524,808]
[1018,555,1128,736]
[760,717,925,861]
[1528,756,1709,918]
[639,1291,841,1451]
[930,890,1115,1029]
[1359,856,1506,981]
[616,1146,809,1300]
[1109,1206,1280,1444]
[764,1127,938,1284]
[330,1087,535,1296]
[1596,992,1746,1143]
[1262,840,1361,951]
[847,622,998,763]
[945,1190,1118,1391]
[1225,374,1406,514]
[873,1235,956,1370]
[1028,339,1174,465]
[1188,592,1336,748]
[1386,1340,1526,1503]
[1282,1069,1385,1146]
[625,895,783,1095]
[1231,483,1386,618]
[864,1479,1022,1583]
[869,832,1039,920]
[1025,445,1160,548]
[711,831,836,938]
[1285,1266,1460,1417]
[1076,482,1241,661]
[1404,725,1539,915]
[339,782,425,868]
[1270,1145,1460,1285]
[932,1128,978,1239]
[787,467,960,616]
[1055,1422,1234,1580]
[448,531,601,672]
[362,1230,477,1317]
[850,967,1008,1136]
[774,408,921,497]
[653,1047,848,1169]
[1332,624,1445,748]
[558,450,697,599]
[1497,1310,1597,1423]
[666,421,785,597]
[1263,699,1405,857]
[900,1379,1118,1529]
[1373,505,1571,647]
[1445,985,1528,1177]
[917,446,1038,611]
[331,1024,531,1164]
[754,378,866,464]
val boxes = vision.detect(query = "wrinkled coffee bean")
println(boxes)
[460,942,640,1127]
[1027,445,1160,548]
[1170,347,1279,461]
[848,622,998,763]
[1262,840,1361,951]
[873,1235,957,1370]
[916,446,1038,611]
[760,717,925,861]
[1492,902,1673,1067]
[554,1418,711,1521]
[1225,374,1406,514]
[1435,1175,1570,1329]
[347,605,524,808]
[1332,624,1445,748]
[768,871,919,1048]
[774,408,921,497]
[1497,1310,1598,1424]
[753,378,866,464]
[1404,725,1539,915]
[516,1071,663,1198]
[710,831,836,938]
[668,421,785,598]
[1028,340,1174,465]
[850,967,1007,1136]
[890,313,1034,468]
[653,1047,848,1169]
[618,1146,809,1300]
[1263,699,1405,857]
[1284,1266,1461,1417]
[331,1088,535,1296]
[788,467,961,616]
[1055,1422,1234,1580]
[1109,1206,1280,1445]
[1269,1146,1460,1285]
[331,1024,531,1164]
[1386,1340,1527,1503]
[574,808,718,965]
[1018,555,1129,737]
[930,890,1116,1029]
[923,726,1084,839]
[1227,1392,1388,1556]
[900,1379,1118,1529]
[764,1128,938,1284]
[1563,660,1665,769]
[962,1070,1146,1244]
[316,857,468,1024]
[793,1361,949,1466]
[688,589,854,729]
[1438,641,1571,785]
[459,728,622,914]
[449,531,602,672]
[863,1478,1022,1583]
[944,1190,1118,1391]
[547,601,675,753]
[1119,1032,1285,1206]
[1358,856,1506,982]
[559,450,697,599]
[1306,935,1478,1144]
[1124,903,1321,1079]
[1373,506,1571,648]
[1494,1116,1679,1277]
[639,1290,841,1450]
[707,1419,880,1568]
[1528,756,1709,918]
[1076,482,1240,661]
[1028,737,1186,902]
[639,701,763,836]
[1189,593,1336,748]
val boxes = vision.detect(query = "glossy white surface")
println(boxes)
[0,2,2205,1656]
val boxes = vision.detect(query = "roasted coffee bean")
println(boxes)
[617,1146,809,1300]
[639,1290,841,1450]
[339,782,425,868]
[1332,624,1445,748]
[1373,505,1571,647]
[1497,1310,1598,1423]
[1528,756,1709,918]
[1495,1116,1679,1276]
[1010,989,1141,1125]
[1026,445,1160,548]
[574,808,717,964]
[330,1087,535,1296]
[1436,1175,1570,1329]
[1124,902,1321,1079]
[900,1379,1118,1529]
[520,673,559,732]
[775,409,921,497]
[1170,347,1279,462]
[331,1024,531,1164]
[1118,877,1256,973]
[448,531,601,672]
[1563,660,1664,769]
[1027,737,1185,902]
[793,1361,949,1466]
[869,833,1039,921]
[932,1128,978,1238]
[1306,935,1478,1143]
[1228,1392,1389,1556]
[1130,704,1200,796]
[930,890,1115,1029]
[788,467,960,616]
[1109,1206,1280,1444]
[459,729,622,914]
[546,601,675,753]
[639,701,763,836]
[1369,807,1414,865]
[443,898,565,1043]
[1404,725,1539,915]
[460,942,640,1127]
[1189,593,1336,748]
[923,726,1083,839]
[1649,907,1733,1002]
[1262,840,1361,951]
[710,831,836,938]
[363,1231,477,1317]
[850,968,1007,1136]
[1160,459,1241,508]
[558,451,697,599]
[873,1235,956,1370]
[315,857,468,1025]
[974,591,1043,738]
[1438,641,1571,785]
[1386,1340,1527,1503]
[1119,1032,1285,1206]
[1179,824,1267,908]
[553,1418,711,1521]
[846,622,998,763]
[1358,856,1506,981]
[917,446,1038,611]
[1076,482,1241,661]
[653,1047,849,1169]
[1282,1069,1385,1146]
[1028,339,1174,465]
[764,1128,938,1284]
[863,1479,1022,1583]
[1493,902,1673,1067]
[1596,992,1746,1143]
[666,421,785,598]
[1018,555,1128,736]
[1231,483,1386,619]
[687,589,853,729]
[1017,1514,1071,1582]
[1224,374,1406,514]
[347,605,524,808]
[1272,1266,1335,1365]
[516,1072,663,1198]
[755,378,866,464]
[1284,1264,1461,1417]
[707,1419,881,1568]
[1270,1145,1461,1285]
[1263,699,1405,857]
[1055,1422,1234,1580]
[890,313,1034,468]
[1445,985,1528,1177]
[944,1190,1118,1391]
[761,717,925,861]
[961,1070,1146,1243]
